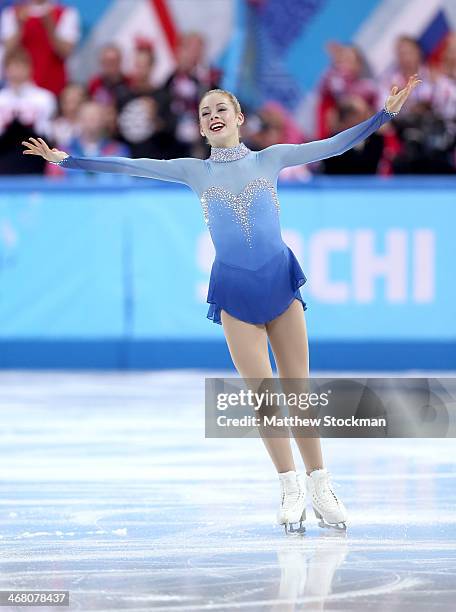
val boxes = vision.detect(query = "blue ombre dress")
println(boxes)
[54,107,397,325]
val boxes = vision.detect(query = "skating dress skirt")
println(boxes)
[206,243,307,325]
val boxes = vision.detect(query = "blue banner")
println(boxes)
[0,177,454,341]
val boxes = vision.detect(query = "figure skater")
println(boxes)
[22,74,421,534]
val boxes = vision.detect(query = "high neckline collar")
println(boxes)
[209,142,251,163]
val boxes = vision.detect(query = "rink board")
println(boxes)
[0,176,454,369]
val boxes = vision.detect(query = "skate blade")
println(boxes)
[284,520,306,535]
[314,507,347,532]
[317,519,347,532]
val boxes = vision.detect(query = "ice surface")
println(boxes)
[0,370,454,611]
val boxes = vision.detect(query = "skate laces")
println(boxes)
[280,478,302,510]
[314,471,339,504]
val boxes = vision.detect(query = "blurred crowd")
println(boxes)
[0,0,455,178]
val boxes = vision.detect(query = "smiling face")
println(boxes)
[199,91,244,147]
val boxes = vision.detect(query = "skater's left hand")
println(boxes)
[385,74,422,114]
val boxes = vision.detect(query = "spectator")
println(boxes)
[162,31,222,157]
[431,32,456,126]
[243,100,310,181]
[380,35,456,172]
[317,42,378,139]
[103,101,123,142]
[51,81,87,148]
[321,96,385,175]
[441,32,456,82]
[88,44,132,107]
[391,101,456,174]
[116,42,181,159]
[0,0,80,96]
[0,47,56,174]
[46,99,130,177]
[379,36,433,115]
[427,68,456,127]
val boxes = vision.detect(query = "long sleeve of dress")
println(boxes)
[258,107,395,173]
[56,155,201,185]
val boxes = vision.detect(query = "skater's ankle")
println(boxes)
[306,466,324,476]
[278,469,296,476]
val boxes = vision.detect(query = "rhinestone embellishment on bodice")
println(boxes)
[200,177,280,248]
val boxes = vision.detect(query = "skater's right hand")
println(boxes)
[21,137,69,164]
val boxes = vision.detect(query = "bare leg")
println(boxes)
[221,308,295,473]
[266,299,324,474]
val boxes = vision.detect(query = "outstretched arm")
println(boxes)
[53,153,195,184]
[22,137,196,184]
[259,74,422,173]
[260,107,393,171]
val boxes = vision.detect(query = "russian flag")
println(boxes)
[418,8,452,65]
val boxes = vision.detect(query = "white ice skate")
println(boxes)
[306,468,347,531]
[277,471,306,535]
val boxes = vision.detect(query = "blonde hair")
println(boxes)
[199,88,243,144]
